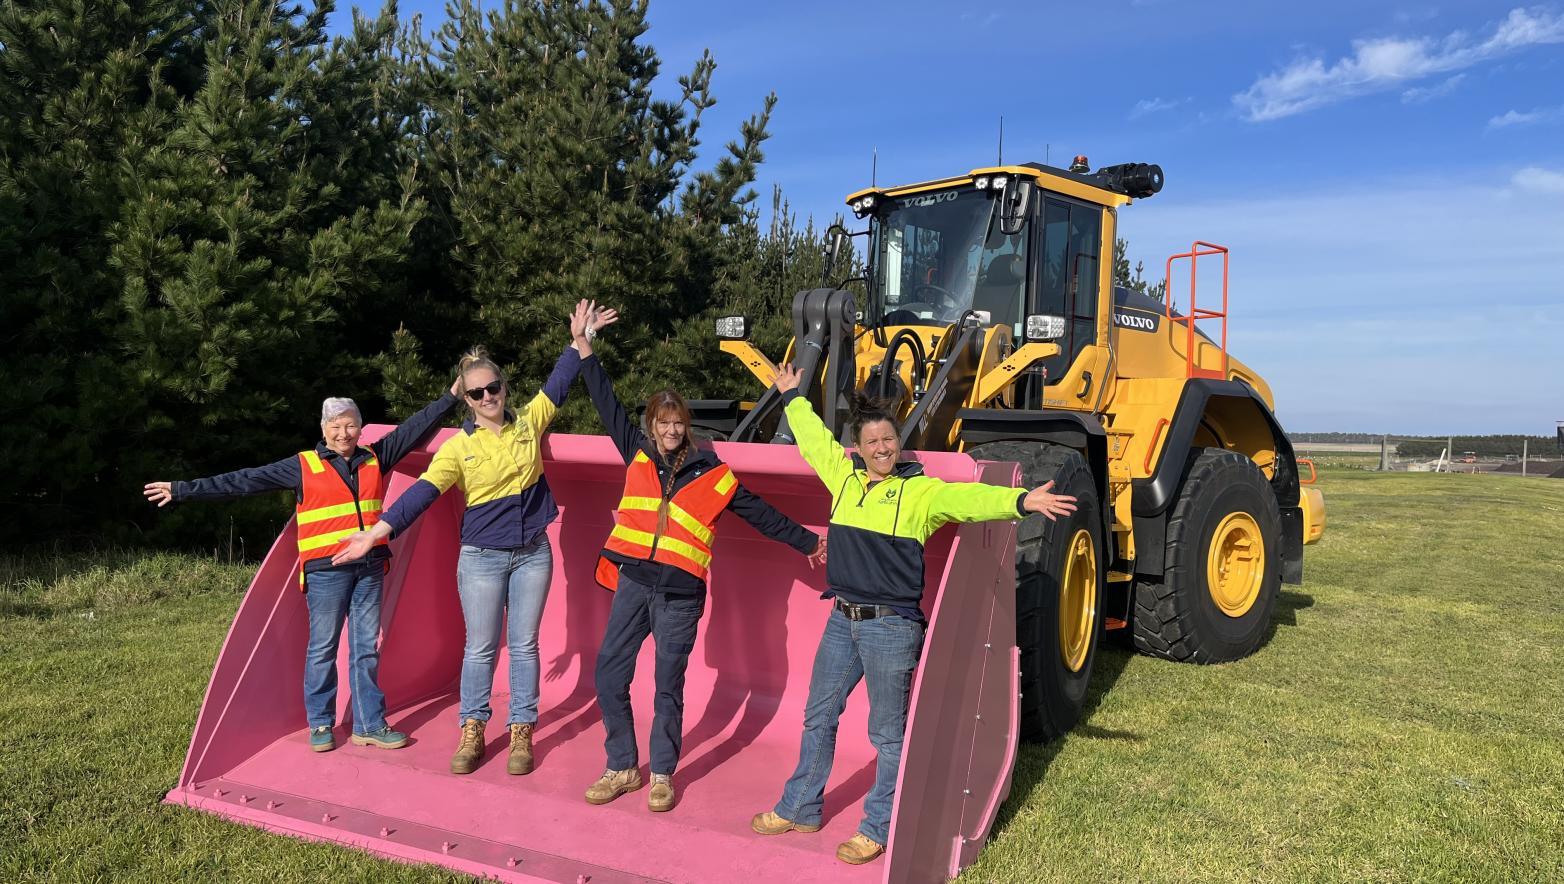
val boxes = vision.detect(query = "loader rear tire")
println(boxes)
[969,441,1103,743]
[1132,448,1281,663]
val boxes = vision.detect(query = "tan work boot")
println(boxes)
[647,773,675,812]
[507,723,534,775]
[584,767,642,805]
[750,810,821,835]
[836,833,884,865]
[450,719,485,774]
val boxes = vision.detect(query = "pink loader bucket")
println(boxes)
[163,427,1023,883]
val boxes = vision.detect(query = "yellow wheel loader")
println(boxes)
[707,158,1327,742]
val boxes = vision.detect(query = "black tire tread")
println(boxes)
[969,440,1100,742]
[1131,448,1280,664]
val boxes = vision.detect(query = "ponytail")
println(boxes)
[849,390,901,443]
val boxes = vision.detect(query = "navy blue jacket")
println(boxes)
[172,392,460,573]
[581,354,817,594]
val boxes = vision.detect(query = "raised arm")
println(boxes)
[369,377,462,470]
[334,438,464,563]
[776,363,854,491]
[144,455,301,507]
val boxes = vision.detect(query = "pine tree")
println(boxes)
[0,0,207,539]
[400,0,775,428]
[108,0,431,543]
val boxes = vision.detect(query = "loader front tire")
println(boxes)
[1132,448,1281,663]
[969,442,1103,743]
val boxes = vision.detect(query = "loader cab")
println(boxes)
[861,166,1121,408]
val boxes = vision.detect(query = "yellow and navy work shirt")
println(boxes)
[782,391,1026,612]
[381,347,582,549]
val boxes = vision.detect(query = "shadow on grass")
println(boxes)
[1265,589,1315,644]
[988,589,1315,840]
[987,641,1136,840]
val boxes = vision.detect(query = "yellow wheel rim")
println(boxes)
[1058,528,1097,673]
[1207,512,1264,617]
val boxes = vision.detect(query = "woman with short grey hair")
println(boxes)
[144,377,462,753]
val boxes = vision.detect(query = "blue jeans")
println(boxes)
[455,536,553,725]
[303,563,387,735]
[594,570,706,774]
[776,606,924,846]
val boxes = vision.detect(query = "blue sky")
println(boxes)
[331,2,1564,435]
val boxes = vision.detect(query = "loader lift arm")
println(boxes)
[732,288,857,443]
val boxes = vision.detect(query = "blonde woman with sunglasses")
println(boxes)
[337,300,614,777]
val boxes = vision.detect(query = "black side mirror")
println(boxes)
[999,179,1033,235]
[822,223,850,287]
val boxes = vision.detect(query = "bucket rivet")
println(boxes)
[380,827,391,837]
[442,842,454,854]
[507,858,519,868]
[194,782,204,791]
[322,814,333,823]
[975,714,982,720]
[984,643,991,649]
[266,801,278,810]
[239,795,252,804]
[578,876,591,883]
[215,789,227,797]
[963,789,971,795]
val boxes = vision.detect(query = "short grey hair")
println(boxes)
[320,397,362,425]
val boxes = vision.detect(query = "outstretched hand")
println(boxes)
[775,362,803,394]
[588,302,618,333]
[1022,480,1077,521]
[807,534,828,569]
[332,531,377,566]
[143,482,173,507]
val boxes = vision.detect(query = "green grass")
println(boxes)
[2,473,1561,882]
[970,470,1564,883]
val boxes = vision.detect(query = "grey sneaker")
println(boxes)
[584,767,642,805]
[309,725,335,753]
[648,773,675,812]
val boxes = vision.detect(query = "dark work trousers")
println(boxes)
[594,569,706,775]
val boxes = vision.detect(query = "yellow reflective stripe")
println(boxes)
[297,499,382,526]
[608,525,712,569]
[615,497,713,545]
[664,501,714,545]
[632,451,650,464]
[301,450,325,474]
[298,527,363,552]
[713,470,736,496]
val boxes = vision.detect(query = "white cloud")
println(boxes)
[1234,7,1564,121]
[1487,104,1564,128]
[1512,166,1564,193]
[1128,97,1185,119]
[1401,73,1465,103]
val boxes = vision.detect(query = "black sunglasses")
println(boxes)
[464,380,504,402]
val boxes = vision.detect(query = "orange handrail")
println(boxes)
[1165,242,1229,380]
[1297,458,1317,485]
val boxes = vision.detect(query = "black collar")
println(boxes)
[463,410,517,435]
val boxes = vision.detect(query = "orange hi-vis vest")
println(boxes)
[596,450,739,588]
[295,448,387,587]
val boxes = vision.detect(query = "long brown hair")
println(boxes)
[644,389,693,537]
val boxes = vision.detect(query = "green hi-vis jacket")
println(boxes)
[783,392,1027,611]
